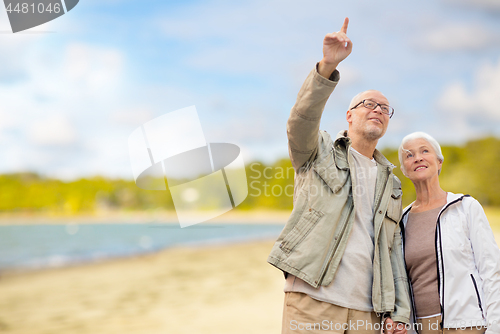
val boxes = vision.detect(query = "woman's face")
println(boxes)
[402,138,442,182]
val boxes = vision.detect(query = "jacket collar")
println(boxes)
[334,130,394,168]
[445,192,465,203]
[401,192,465,226]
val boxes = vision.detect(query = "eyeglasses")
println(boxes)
[350,99,394,118]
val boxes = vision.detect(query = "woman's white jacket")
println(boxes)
[400,192,500,333]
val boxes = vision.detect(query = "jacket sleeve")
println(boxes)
[467,199,500,334]
[390,223,411,324]
[287,65,339,172]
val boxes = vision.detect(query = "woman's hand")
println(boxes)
[384,317,407,334]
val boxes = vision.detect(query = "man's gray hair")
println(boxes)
[348,89,382,110]
[398,131,444,176]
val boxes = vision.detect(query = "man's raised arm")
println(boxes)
[286,18,353,172]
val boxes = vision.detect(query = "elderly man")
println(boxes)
[267,18,410,334]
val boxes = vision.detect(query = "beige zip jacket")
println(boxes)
[267,66,411,323]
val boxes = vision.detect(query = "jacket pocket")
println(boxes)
[386,176,403,222]
[279,208,324,254]
[313,152,349,194]
[386,198,402,223]
[470,274,485,318]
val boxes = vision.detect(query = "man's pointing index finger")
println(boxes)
[340,17,349,34]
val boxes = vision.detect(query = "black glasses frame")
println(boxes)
[351,99,394,118]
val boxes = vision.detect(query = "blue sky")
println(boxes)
[0,0,499,179]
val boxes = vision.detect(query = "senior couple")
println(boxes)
[267,18,500,334]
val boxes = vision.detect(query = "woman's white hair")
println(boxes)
[398,131,444,176]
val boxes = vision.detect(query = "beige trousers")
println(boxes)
[282,292,381,334]
[417,315,485,334]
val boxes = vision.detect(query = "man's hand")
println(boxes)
[384,318,407,334]
[318,17,353,78]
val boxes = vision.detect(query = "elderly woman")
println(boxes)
[398,132,500,334]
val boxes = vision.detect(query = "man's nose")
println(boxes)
[373,105,384,114]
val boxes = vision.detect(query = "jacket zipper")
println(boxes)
[373,168,390,312]
[435,215,445,329]
[434,195,469,329]
[399,211,419,333]
[470,274,485,319]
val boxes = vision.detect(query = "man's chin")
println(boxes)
[364,128,384,141]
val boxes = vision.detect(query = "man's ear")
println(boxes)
[346,109,353,124]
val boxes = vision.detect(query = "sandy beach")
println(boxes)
[0,240,285,334]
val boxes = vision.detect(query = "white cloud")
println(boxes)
[62,43,124,92]
[0,110,18,143]
[156,0,343,76]
[443,0,500,11]
[415,23,500,51]
[437,57,500,123]
[0,39,130,175]
[110,107,154,126]
[0,109,17,129]
[436,82,476,115]
[0,29,39,83]
[29,114,78,146]
[338,65,363,87]
[0,33,205,178]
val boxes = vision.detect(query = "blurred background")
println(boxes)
[1,0,500,333]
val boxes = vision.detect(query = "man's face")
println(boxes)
[346,90,390,141]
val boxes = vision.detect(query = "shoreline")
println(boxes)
[1,206,498,226]
[0,237,276,278]
[0,209,291,225]
[0,233,284,276]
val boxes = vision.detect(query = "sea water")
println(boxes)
[0,223,284,270]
